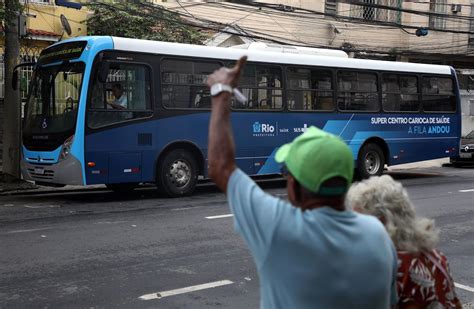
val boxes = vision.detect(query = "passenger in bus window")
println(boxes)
[108,83,128,110]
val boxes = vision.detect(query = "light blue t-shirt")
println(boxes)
[227,169,398,309]
[114,95,128,108]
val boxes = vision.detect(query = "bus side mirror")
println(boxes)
[12,62,37,91]
[12,70,19,90]
[98,62,110,83]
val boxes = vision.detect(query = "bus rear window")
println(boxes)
[422,77,456,112]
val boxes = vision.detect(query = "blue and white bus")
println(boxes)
[20,36,461,196]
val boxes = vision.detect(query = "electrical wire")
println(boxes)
[81,0,474,57]
[166,2,474,49]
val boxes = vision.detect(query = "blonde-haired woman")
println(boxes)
[346,175,462,309]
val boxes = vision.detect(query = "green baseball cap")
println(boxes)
[275,126,354,196]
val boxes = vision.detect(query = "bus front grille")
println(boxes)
[27,168,55,180]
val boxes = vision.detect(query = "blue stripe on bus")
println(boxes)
[68,36,114,185]
[23,145,62,163]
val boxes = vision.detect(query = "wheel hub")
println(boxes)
[169,160,191,187]
[364,151,381,175]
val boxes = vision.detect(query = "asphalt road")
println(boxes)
[0,166,473,308]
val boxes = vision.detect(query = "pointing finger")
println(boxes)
[231,56,247,76]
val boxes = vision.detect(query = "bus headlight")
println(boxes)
[59,135,74,161]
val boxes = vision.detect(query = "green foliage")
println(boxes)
[0,3,5,25]
[1,1,24,29]
[85,2,206,45]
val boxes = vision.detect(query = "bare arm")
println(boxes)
[107,102,126,110]
[207,56,247,192]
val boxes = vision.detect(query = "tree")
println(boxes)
[2,0,22,180]
[85,2,206,45]
[0,3,5,26]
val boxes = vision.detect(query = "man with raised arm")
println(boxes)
[207,57,398,309]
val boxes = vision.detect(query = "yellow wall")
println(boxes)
[27,2,88,39]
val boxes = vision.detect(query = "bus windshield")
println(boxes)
[23,61,85,150]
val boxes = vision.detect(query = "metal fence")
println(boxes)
[0,53,40,101]
[350,0,402,23]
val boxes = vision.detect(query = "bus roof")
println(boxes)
[229,42,349,58]
[59,36,453,75]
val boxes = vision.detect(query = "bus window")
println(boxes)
[161,59,221,109]
[337,71,379,112]
[382,74,419,112]
[287,67,334,111]
[422,77,456,112]
[87,63,152,128]
[233,64,283,110]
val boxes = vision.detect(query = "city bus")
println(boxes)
[19,36,461,196]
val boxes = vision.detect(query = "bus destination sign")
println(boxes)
[38,41,87,65]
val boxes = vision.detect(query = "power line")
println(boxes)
[168,2,473,49]
[83,1,474,57]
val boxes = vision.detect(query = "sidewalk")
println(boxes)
[387,158,450,171]
[0,172,38,194]
[0,179,105,195]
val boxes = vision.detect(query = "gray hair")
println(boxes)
[346,175,439,253]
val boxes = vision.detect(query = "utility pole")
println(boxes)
[2,0,21,179]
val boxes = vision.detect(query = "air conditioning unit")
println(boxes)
[451,4,462,13]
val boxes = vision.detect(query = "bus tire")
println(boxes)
[357,143,385,179]
[106,183,138,194]
[156,149,198,197]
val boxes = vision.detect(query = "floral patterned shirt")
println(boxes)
[397,249,460,308]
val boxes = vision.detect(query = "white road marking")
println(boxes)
[24,204,60,209]
[205,214,234,220]
[458,189,474,193]
[94,221,128,225]
[5,227,52,234]
[455,282,474,293]
[172,206,204,211]
[139,280,234,300]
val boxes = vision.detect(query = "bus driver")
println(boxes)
[108,83,128,110]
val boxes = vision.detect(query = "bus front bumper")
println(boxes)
[21,155,85,186]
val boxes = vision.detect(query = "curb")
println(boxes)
[387,158,450,171]
[0,185,107,196]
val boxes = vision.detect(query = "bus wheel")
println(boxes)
[156,149,198,197]
[357,143,385,179]
[106,183,138,194]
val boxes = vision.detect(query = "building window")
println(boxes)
[429,0,447,29]
[469,1,474,48]
[28,0,53,4]
[325,0,338,16]
[350,0,401,23]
